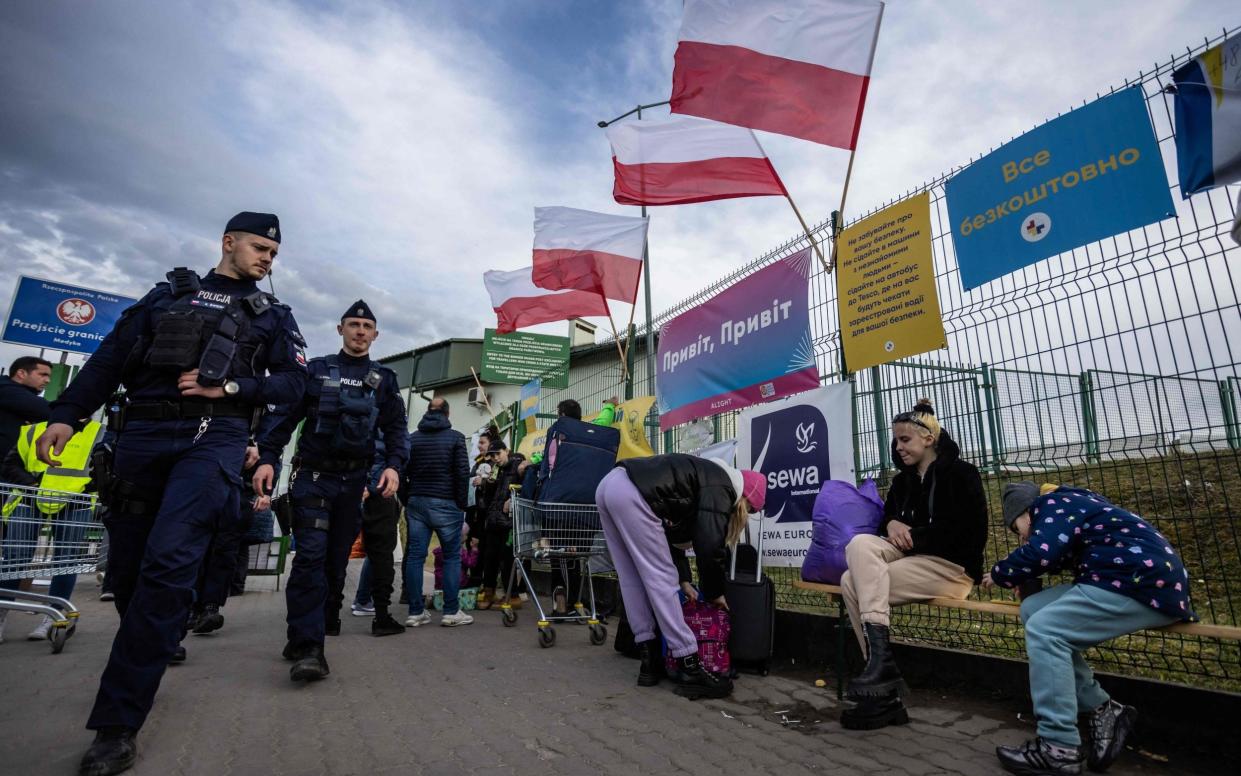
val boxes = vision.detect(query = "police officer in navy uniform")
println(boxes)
[253,299,409,682]
[36,212,308,776]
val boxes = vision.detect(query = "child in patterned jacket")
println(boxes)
[983,483,1196,776]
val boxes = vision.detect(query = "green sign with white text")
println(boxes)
[481,328,570,388]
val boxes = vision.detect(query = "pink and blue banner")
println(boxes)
[657,248,820,431]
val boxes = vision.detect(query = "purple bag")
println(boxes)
[800,479,884,585]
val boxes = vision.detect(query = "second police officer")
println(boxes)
[37,213,308,776]
[253,300,409,682]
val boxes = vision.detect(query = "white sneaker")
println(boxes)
[404,612,432,627]
[28,615,53,641]
[440,611,474,627]
[351,602,376,617]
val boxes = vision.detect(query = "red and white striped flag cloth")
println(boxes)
[605,115,787,206]
[532,206,647,304]
[671,0,884,149]
[484,266,610,334]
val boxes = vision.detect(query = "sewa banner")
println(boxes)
[656,248,820,431]
[738,384,854,567]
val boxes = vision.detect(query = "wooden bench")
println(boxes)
[791,578,1241,695]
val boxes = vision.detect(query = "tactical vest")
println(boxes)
[3,420,101,515]
[139,268,275,387]
[307,355,382,460]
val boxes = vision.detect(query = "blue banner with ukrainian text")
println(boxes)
[945,87,1174,290]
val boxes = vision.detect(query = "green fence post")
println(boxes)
[980,363,1004,473]
[1221,379,1239,450]
[850,373,863,480]
[869,366,889,473]
[1080,371,1099,463]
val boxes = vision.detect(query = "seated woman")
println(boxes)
[985,483,1195,776]
[839,399,988,729]
[594,452,765,700]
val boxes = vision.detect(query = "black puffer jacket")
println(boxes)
[881,429,988,582]
[405,410,470,510]
[486,457,525,530]
[616,453,738,599]
[0,375,49,461]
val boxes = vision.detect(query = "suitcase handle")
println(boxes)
[728,514,764,583]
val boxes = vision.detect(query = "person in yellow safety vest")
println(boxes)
[0,419,101,643]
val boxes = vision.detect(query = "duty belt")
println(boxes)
[300,457,370,473]
[122,400,254,425]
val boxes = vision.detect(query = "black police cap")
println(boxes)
[225,212,281,244]
[342,299,376,323]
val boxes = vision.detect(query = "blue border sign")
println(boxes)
[945,88,1174,290]
[3,276,137,354]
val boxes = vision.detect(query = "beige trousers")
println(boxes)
[839,533,974,653]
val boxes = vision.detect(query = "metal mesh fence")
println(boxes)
[525,28,1240,690]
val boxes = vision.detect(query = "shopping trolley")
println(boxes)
[0,483,103,653]
[502,492,608,648]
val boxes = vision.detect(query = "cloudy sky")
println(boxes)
[1,0,1235,369]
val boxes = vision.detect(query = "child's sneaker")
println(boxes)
[404,612,432,627]
[441,611,474,627]
[28,615,54,641]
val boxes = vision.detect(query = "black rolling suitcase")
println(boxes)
[725,524,774,675]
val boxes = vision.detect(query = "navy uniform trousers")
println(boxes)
[89,417,247,732]
[285,468,366,648]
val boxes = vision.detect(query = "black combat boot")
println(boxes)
[282,641,307,661]
[79,727,137,776]
[169,645,187,664]
[672,654,733,699]
[1083,700,1136,772]
[325,618,342,637]
[636,639,665,686]
[290,645,330,682]
[996,737,1083,775]
[840,690,910,730]
[846,622,905,699]
[371,609,406,637]
[192,604,223,634]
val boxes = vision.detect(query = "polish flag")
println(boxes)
[532,206,647,304]
[605,115,787,206]
[671,0,884,149]
[484,267,610,334]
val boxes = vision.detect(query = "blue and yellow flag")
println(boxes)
[1173,34,1241,196]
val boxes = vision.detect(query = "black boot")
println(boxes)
[325,618,341,637]
[847,623,905,699]
[1083,700,1136,772]
[840,691,910,730]
[185,607,204,632]
[290,645,330,682]
[192,604,224,634]
[996,737,1083,775]
[281,641,307,661]
[672,654,732,699]
[79,727,137,776]
[371,610,406,637]
[636,639,665,686]
[169,645,186,664]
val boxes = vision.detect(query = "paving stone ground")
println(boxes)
[0,563,1217,776]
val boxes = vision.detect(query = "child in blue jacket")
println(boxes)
[984,483,1195,776]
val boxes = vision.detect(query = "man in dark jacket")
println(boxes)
[0,356,52,460]
[402,398,472,627]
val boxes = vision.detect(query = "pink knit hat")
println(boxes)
[740,470,767,513]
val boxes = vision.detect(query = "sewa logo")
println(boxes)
[751,403,830,523]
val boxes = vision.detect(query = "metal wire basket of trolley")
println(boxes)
[0,484,103,653]
[501,492,609,648]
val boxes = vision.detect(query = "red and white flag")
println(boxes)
[532,206,646,304]
[671,0,883,149]
[605,115,787,206]
[484,266,610,334]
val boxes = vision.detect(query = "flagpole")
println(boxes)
[469,367,499,429]
[599,99,669,449]
[604,309,631,383]
[829,1,884,274]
